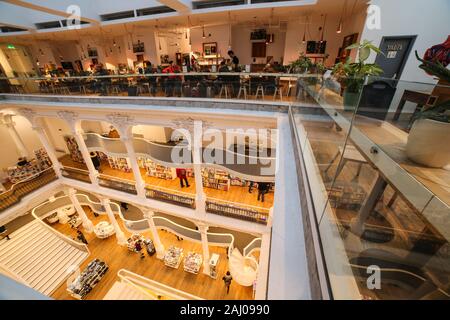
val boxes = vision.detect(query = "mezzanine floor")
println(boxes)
[59,154,274,209]
[50,207,255,300]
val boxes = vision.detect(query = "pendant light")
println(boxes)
[202,25,206,39]
[113,39,117,47]
[337,0,347,34]
[302,16,307,44]
[319,14,327,43]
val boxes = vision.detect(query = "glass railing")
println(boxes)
[0,72,313,103]
[98,174,137,194]
[291,74,450,300]
[0,168,57,211]
[61,166,91,183]
[145,184,196,209]
[205,197,270,225]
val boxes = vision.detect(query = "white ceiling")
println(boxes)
[0,0,369,42]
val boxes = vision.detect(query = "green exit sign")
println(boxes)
[7,44,16,49]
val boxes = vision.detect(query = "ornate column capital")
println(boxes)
[106,113,135,140]
[196,222,209,233]
[18,108,38,127]
[57,111,79,132]
[0,114,15,127]
[141,208,155,219]
[66,187,77,197]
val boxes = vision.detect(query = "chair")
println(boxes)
[219,83,232,99]
[255,84,265,100]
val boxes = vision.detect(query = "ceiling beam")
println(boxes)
[4,0,100,25]
[0,21,35,31]
[158,0,191,13]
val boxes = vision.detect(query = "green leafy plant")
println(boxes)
[289,54,313,73]
[332,40,384,93]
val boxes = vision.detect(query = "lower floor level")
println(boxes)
[49,206,255,300]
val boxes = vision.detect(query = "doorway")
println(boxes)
[375,36,417,80]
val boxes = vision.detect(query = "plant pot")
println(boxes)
[343,89,360,112]
[406,119,450,168]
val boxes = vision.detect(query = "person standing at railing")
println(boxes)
[176,168,190,188]
[162,61,182,97]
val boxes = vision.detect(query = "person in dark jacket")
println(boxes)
[176,168,190,188]
[222,271,233,294]
[257,182,270,203]
[90,152,101,172]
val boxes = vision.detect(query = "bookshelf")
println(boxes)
[137,157,176,180]
[201,168,230,191]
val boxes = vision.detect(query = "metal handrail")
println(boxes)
[145,183,195,198]
[206,196,270,212]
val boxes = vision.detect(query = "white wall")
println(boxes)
[132,125,170,143]
[231,27,286,65]
[190,24,231,58]
[361,0,450,115]
[283,8,367,67]
[42,117,72,155]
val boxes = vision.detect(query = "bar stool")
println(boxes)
[219,83,232,99]
[273,84,283,101]
[237,83,248,100]
[255,84,265,100]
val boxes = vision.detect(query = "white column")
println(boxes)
[32,125,62,177]
[3,115,29,158]
[197,223,211,276]
[72,128,100,186]
[121,134,146,198]
[193,121,206,215]
[255,231,271,300]
[67,187,94,233]
[100,197,127,245]
[142,209,165,259]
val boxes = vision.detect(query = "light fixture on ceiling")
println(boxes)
[113,39,117,47]
[302,16,308,44]
[319,14,327,43]
[36,58,40,66]
[202,25,206,39]
[337,0,347,34]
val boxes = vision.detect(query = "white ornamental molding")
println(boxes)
[17,108,37,126]
[57,111,79,130]
[171,117,213,132]
[106,113,135,138]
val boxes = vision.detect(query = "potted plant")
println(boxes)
[288,54,313,74]
[332,40,384,111]
[405,52,450,168]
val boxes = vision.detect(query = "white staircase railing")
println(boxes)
[117,269,203,300]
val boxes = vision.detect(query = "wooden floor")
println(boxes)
[59,155,274,209]
[50,207,254,300]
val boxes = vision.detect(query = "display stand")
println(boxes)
[68,214,82,228]
[107,156,131,172]
[164,246,183,269]
[202,168,230,191]
[67,259,108,300]
[94,221,115,239]
[209,253,220,279]
[183,252,203,274]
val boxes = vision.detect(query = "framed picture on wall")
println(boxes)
[87,47,98,57]
[203,42,217,56]
[133,41,145,53]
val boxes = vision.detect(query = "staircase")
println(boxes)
[0,169,57,212]
[0,219,89,296]
[103,281,149,300]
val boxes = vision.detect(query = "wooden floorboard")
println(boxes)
[50,207,255,300]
